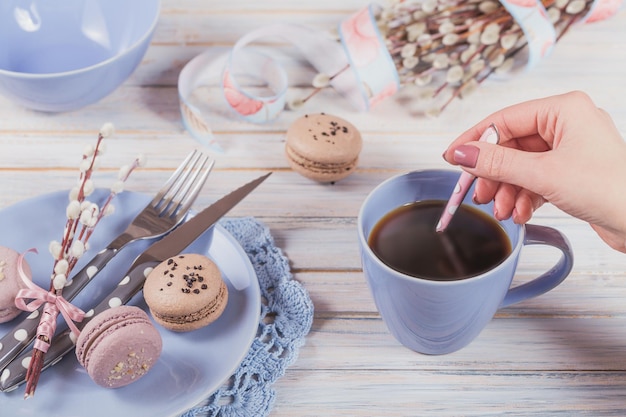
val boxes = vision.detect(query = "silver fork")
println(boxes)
[0,150,214,371]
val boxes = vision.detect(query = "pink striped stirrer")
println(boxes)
[436,123,500,233]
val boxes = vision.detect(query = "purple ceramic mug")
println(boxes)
[357,170,574,355]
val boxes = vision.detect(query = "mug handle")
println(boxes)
[500,224,574,308]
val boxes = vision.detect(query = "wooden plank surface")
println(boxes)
[0,0,625,415]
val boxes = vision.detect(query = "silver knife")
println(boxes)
[0,172,271,392]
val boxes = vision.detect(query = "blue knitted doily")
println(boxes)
[181,217,313,417]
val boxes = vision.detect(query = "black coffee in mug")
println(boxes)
[368,200,512,281]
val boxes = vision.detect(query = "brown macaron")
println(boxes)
[285,113,362,183]
[143,253,228,332]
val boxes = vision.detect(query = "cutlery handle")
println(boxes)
[0,247,121,373]
[64,248,121,301]
[0,260,157,392]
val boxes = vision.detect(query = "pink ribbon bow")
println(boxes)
[14,249,85,353]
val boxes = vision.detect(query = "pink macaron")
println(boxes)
[75,305,162,388]
[0,246,31,323]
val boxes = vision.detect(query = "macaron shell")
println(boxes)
[286,113,362,163]
[143,253,229,332]
[285,145,358,183]
[285,113,362,182]
[151,280,228,332]
[75,307,143,368]
[75,306,162,389]
[0,246,31,323]
[85,321,162,388]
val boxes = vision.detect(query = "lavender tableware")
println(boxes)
[358,170,574,355]
[0,0,160,112]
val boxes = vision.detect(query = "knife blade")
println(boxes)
[0,172,271,392]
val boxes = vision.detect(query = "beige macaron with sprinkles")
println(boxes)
[143,253,228,332]
[285,113,362,183]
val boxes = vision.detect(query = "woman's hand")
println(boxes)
[442,91,626,252]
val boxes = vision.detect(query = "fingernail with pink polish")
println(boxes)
[453,145,479,168]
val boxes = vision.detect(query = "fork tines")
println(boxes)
[153,150,214,218]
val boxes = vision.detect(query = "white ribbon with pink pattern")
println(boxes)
[583,0,624,22]
[337,4,400,111]
[178,1,623,151]
[499,0,624,70]
[178,5,398,151]
[499,0,556,69]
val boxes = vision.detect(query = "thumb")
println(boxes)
[453,142,547,193]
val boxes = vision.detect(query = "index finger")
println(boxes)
[444,92,574,156]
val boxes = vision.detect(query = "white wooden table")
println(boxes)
[1,1,625,415]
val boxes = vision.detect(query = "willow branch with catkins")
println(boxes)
[23,124,146,398]
[375,0,594,116]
